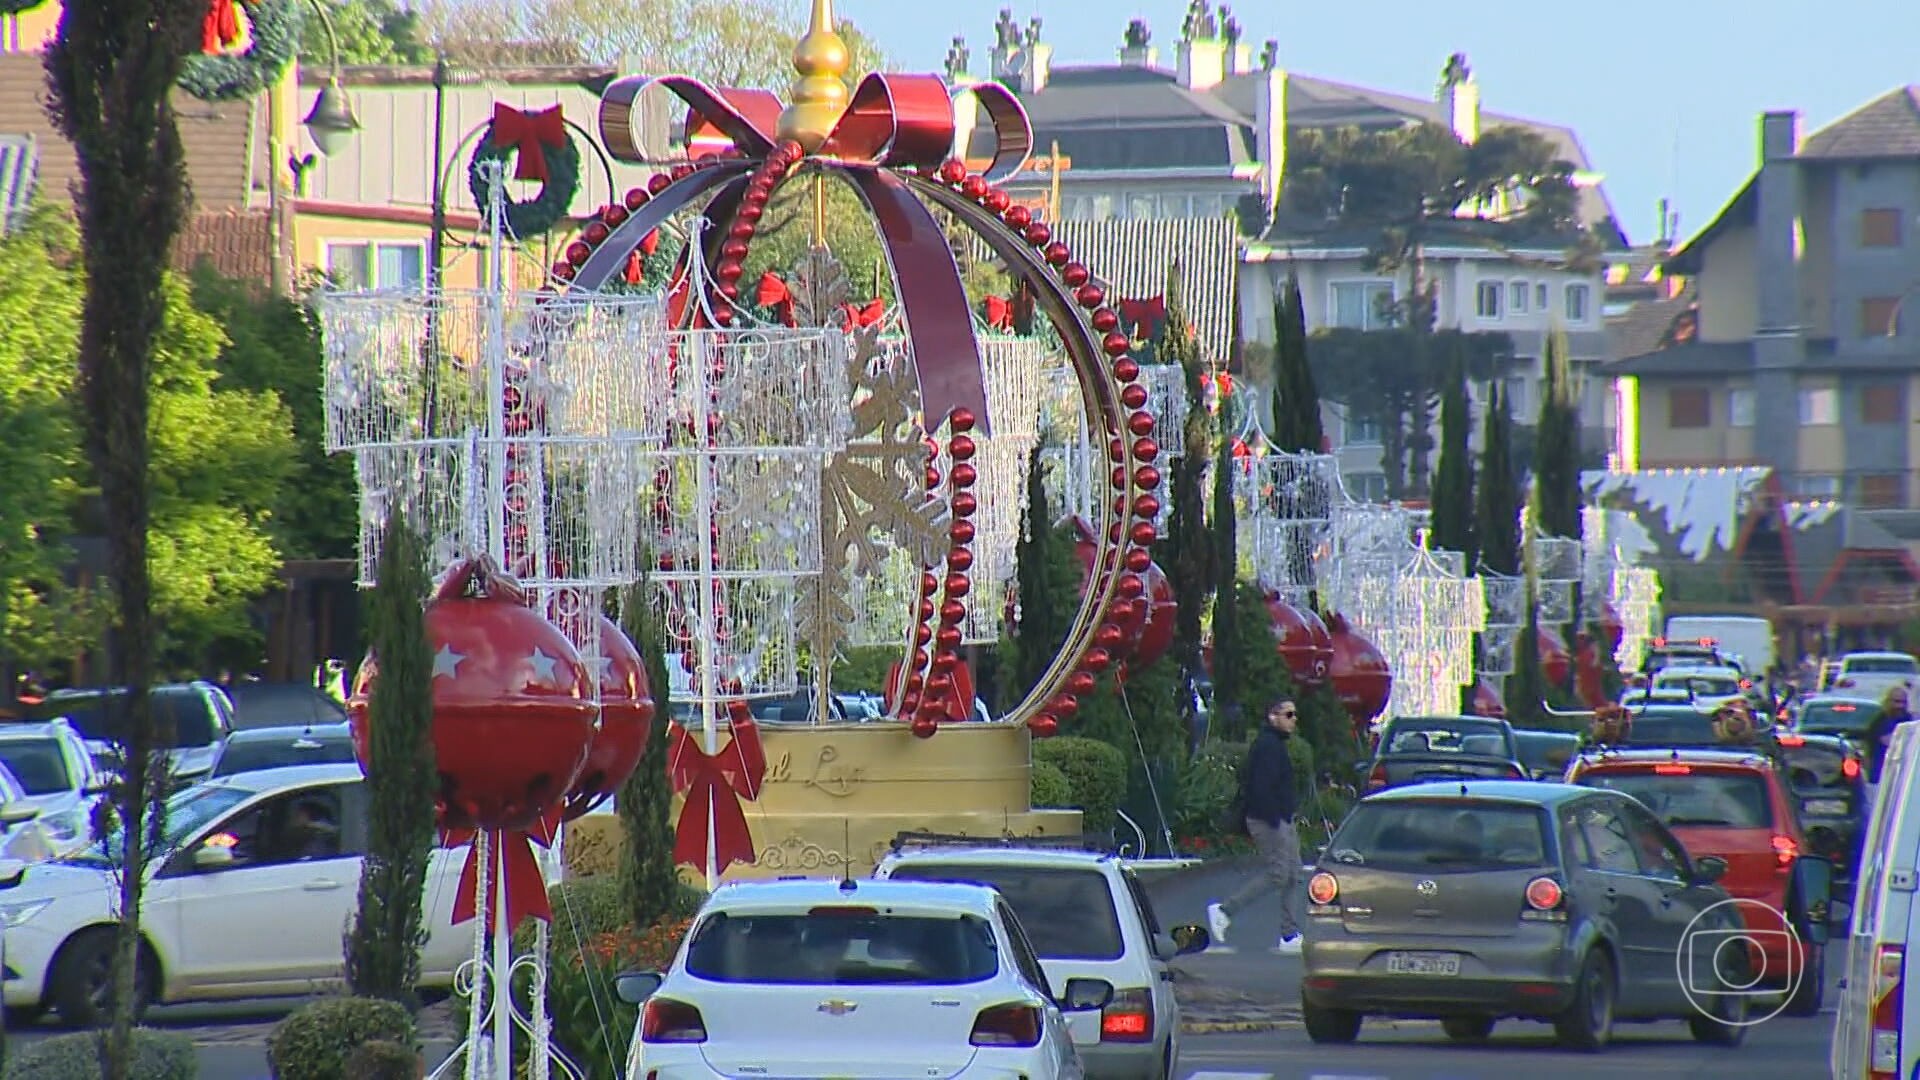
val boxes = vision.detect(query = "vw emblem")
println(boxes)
[818,999,858,1016]
[1415,879,1438,897]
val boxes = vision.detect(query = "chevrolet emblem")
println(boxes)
[818,1000,858,1016]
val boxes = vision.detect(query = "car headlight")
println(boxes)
[0,898,52,927]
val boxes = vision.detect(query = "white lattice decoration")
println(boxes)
[1480,574,1527,628]
[1479,625,1519,676]
[1038,361,1179,533]
[1342,537,1486,719]
[1136,362,1189,455]
[1320,502,1423,616]
[1609,566,1663,674]
[960,333,1050,644]
[1236,449,1340,600]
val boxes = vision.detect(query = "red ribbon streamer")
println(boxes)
[201,0,241,54]
[489,103,568,183]
[667,713,766,872]
[442,804,563,933]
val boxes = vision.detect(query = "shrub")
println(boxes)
[4,1029,195,1080]
[1171,737,1244,840]
[530,914,695,1080]
[1030,759,1072,808]
[342,1039,421,1080]
[267,995,416,1080]
[1033,736,1126,833]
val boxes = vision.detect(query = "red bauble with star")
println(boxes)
[1538,624,1573,689]
[562,611,656,820]
[1325,612,1392,734]
[348,557,598,832]
[1266,596,1333,688]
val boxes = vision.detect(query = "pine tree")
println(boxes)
[1209,435,1241,720]
[1476,384,1521,576]
[1214,581,1297,742]
[346,516,438,1007]
[1428,351,1475,564]
[1010,450,1077,698]
[1533,328,1583,540]
[1161,272,1216,695]
[619,574,681,930]
[1270,273,1325,454]
[1506,599,1547,729]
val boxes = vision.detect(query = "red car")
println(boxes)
[1565,747,1829,1016]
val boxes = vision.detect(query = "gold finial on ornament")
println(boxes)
[777,0,852,152]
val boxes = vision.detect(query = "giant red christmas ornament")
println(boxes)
[1538,625,1573,689]
[1129,560,1177,669]
[348,557,598,833]
[1325,612,1392,732]
[1469,682,1506,718]
[1573,630,1607,709]
[561,611,656,821]
[1266,596,1333,688]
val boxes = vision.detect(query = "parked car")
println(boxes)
[1794,694,1880,756]
[1301,780,1749,1049]
[1650,665,1750,714]
[29,682,233,781]
[0,764,473,1026]
[1833,717,1920,1079]
[1827,651,1919,701]
[875,836,1208,1079]
[1611,705,1722,748]
[1566,746,1831,1016]
[1772,731,1867,900]
[1360,716,1527,792]
[0,720,105,857]
[1619,687,1696,710]
[612,878,1114,1080]
[209,723,358,778]
[222,681,348,732]
[1512,730,1581,781]
[1642,638,1735,676]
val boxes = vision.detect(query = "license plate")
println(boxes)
[1385,951,1461,976]
[1805,799,1849,817]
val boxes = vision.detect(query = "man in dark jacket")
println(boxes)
[1207,699,1302,953]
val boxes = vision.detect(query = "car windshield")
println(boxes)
[1323,800,1549,872]
[1577,769,1773,829]
[34,690,220,748]
[1383,720,1511,758]
[1798,701,1874,736]
[0,739,72,796]
[1661,675,1740,698]
[1846,657,1917,675]
[211,732,357,777]
[1620,708,1718,747]
[684,911,999,985]
[1779,744,1855,793]
[59,782,254,867]
[885,864,1124,960]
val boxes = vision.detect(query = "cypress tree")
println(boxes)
[1270,272,1325,454]
[1533,328,1583,540]
[1476,384,1521,576]
[1209,434,1241,720]
[346,516,439,1007]
[1217,580,1297,742]
[1428,350,1475,564]
[1010,454,1077,698]
[1161,274,1216,695]
[619,572,681,928]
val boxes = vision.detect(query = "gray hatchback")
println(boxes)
[1301,781,1752,1051]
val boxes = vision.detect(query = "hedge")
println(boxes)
[268,995,416,1080]
[1032,736,1126,833]
[5,1029,195,1080]
[1030,759,1072,808]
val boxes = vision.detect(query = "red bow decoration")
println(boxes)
[489,103,568,183]
[588,72,1039,433]
[983,296,1014,331]
[754,272,797,326]
[201,0,241,54]
[442,804,563,933]
[667,710,766,872]
[1118,296,1167,342]
[839,297,885,330]
[621,231,662,285]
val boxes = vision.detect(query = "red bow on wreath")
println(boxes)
[754,272,797,326]
[490,103,568,183]
[442,804,563,933]
[667,710,767,872]
[621,230,662,285]
[983,296,1014,331]
[201,0,242,54]
[839,297,885,330]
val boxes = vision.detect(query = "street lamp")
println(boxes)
[300,1,360,156]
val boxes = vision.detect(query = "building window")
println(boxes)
[1191,193,1226,217]
[1859,473,1906,509]
[1667,386,1711,429]
[1124,192,1155,220]
[1504,375,1530,419]
[325,241,425,290]
[1792,473,1842,499]
[1330,281,1395,330]
[1862,297,1902,337]
[1862,208,1904,248]
[1343,409,1382,445]
[1088,192,1115,221]
[1476,281,1502,319]
[1508,281,1529,313]
[1798,387,1840,425]
[1727,387,1755,427]
[1157,193,1191,216]
[1535,282,1549,310]
[1352,473,1390,502]
[1863,383,1904,424]
[1565,283,1592,323]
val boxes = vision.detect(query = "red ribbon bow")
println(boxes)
[667,710,766,872]
[201,0,241,54]
[489,103,568,184]
[983,296,1014,331]
[442,803,563,933]
[839,297,885,330]
[621,231,662,285]
[1118,296,1167,342]
[754,272,797,326]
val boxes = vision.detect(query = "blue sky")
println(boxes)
[832,0,1920,246]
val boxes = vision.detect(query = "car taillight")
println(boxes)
[1100,988,1153,1042]
[1525,877,1564,911]
[1367,762,1388,790]
[970,1002,1041,1047]
[640,998,707,1044]
[1845,757,1863,781]
[1774,733,1804,747]
[1771,834,1798,869]
[1872,944,1904,1078]
[1308,872,1339,905]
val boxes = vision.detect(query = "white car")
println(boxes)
[1650,664,1749,712]
[614,877,1114,1080]
[0,720,106,858]
[1828,651,1919,702]
[875,841,1207,1080]
[0,763,472,1026]
[1835,717,1920,1078]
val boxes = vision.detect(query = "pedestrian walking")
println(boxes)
[1868,685,1913,787]
[1207,699,1303,953]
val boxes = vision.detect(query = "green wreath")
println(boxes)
[468,125,581,240]
[178,0,303,103]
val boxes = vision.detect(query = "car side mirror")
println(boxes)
[1351,760,1371,780]
[1058,977,1114,1012]
[192,843,235,871]
[1692,855,1728,885]
[0,805,38,828]
[1169,923,1211,956]
[0,858,25,889]
[613,971,662,1005]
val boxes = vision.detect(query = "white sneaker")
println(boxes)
[1271,934,1303,955]
[1206,902,1230,946]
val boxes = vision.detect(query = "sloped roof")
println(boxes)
[173,208,280,283]
[1606,281,1696,364]
[1800,86,1920,160]
[1049,215,1241,364]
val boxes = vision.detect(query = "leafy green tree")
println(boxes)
[619,575,681,929]
[1159,274,1215,703]
[345,516,437,1007]
[302,0,429,65]
[1533,327,1582,540]
[1268,272,1322,454]
[1427,351,1474,563]
[1475,384,1520,576]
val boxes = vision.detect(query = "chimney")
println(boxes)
[1654,197,1671,247]
[1176,1,1226,92]
[1222,7,1249,75]
[1755,110,1803,334]
[1021,17,1051,93]
[948,36,979,163]
[1118,19,1157,68]
[1254,51,1287,216]
[944,35,972,84]
[1438,52,1479,144]
[989,8,1021,87]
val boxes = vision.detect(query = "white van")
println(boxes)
[1834,720,1920,1078]
[1665,615,1776,675]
